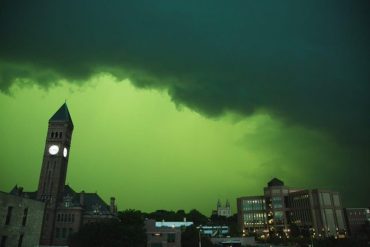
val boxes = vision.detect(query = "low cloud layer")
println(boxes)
[0,2,369,161]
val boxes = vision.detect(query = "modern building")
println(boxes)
[263,178,294,234]
[237,178,347,239]
[0,191,45,247]
[288,189,346,237]
[145,219,183,247]
[7,103,117,246]
[344,208,370,237]
[216,199,232,218]
[236,196,267,236]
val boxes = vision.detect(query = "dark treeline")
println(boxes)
[69,209,238,247]
[69,209,367,247]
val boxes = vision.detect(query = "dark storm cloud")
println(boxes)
[0,0,369,147]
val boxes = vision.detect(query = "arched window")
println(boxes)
[60,132,63,138]
[51,132,54,138]
[55,132,58,138]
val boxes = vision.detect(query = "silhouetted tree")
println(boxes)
[227,213,239,236]
[210,214,227,225]
[187,209,209,225]
[118,209,147,246]
[70,210,146,247]
[181,225,214,247]
[69,219,124,247]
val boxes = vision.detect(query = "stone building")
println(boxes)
[8,103,117,246]
[216,199,232,218]
[0,191,44,247]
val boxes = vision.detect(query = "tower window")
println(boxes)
[55,132,58,138]
[56,228,60,239]
[60,132,63,138]
[5,206,13,225]
[51,132,54,138]
[43,182,46,193]
[22,208,28,226]
[1,236,7,247]
[17,234,23,247]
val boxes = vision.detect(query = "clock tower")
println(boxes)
[37,103,74,244]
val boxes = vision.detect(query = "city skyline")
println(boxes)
[0,1,369,214]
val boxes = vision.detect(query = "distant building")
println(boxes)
[216,199,232,217]
[8,103,117,246]
[237,178,346,239]
[200,225,229,237]
[264,178,294,233]
[0,191,44,247]
[344,208,370,237]
[288,189,346,237]
[146,219,183,247]
[210,237,255,247]
[155,221,193,229]
[236,196,267,236]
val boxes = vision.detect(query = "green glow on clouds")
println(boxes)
[0,74,346,214]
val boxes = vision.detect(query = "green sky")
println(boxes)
[0,1,369,214]
[0,74,353,214]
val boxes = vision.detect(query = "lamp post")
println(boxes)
[197,225,202,247]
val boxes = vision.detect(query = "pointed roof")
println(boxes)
[267,177,284,187]
[49,103,74,128]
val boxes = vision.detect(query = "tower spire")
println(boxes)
[49,103,74,128]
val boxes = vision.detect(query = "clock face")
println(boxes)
[63,147,68,158]
[48,145,59,155]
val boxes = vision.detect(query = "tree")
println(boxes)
[182,225,214,247]
[118,209,147,246]
[70,210,146,247]
[69,219,124,247]
[187,209,209,225]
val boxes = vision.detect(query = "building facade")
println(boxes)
[0,191,45,247]
[288,189,346,237]
[8,103,117,246]
[237,178,347,239]
[145,220,182,247]
[236,196,267,236]
[344,208,370,238]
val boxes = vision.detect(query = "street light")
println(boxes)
[309,228,315,247]
[196,225,202,247]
